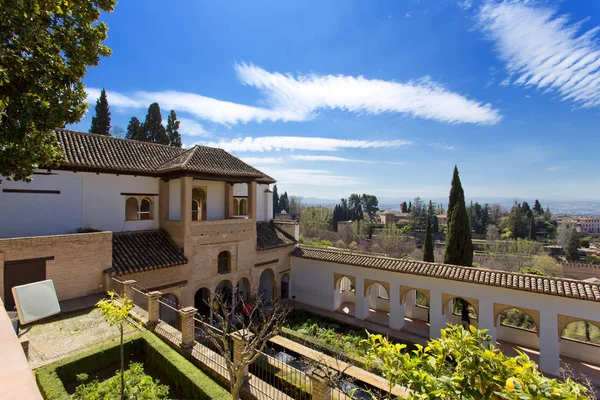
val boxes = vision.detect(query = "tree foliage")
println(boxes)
[409,197,428,231]
[1,0,116,181]
[299,206,332,238]
[361,194,379,221]
[126,117,143,141]
[279,191,290,213]
[362,325,590,399]
[89,88,112,136]
[444,166,474,266]
[142,103,168,145]
[96,291,133,400]
[423,201,434,262]
[272,185,280,217]
[165,110,182,147]
[566,228,581,261]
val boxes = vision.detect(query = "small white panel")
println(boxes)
[12,279,61,324]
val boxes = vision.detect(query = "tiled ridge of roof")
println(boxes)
[52,129,272,180]
[112,230,187,275]
[291,246,600,302]
[257,221,297,250]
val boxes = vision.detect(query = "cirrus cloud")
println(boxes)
[86,63,501,126]
[478,0,600,108]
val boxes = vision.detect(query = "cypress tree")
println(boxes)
[280,192,290,213]
[444,166,473,266]
[528,215,537,240]
[143,103,168,144]
[166,110,182,147]
[424,201,434,262]
[272,185,280,217]
[408,201,412,213]
[89,88,111,135]
[126,117,144,141]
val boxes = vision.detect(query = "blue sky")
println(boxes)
[72,0,600,202]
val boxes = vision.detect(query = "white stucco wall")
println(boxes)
[233,183,247,197]
[193,180,225,220]
[81,173,159,232]
[0,170,83,238]
[169,179,181,221]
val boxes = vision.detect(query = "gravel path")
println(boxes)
[24,308,139,369]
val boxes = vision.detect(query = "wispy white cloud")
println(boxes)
[478,1,600,108]
[194,136,412,152]
[256,168,363,187]
[178,117,211,137]
[430,142,456,151]
[235,63,501,125]
[85,62,501,126]
[289,155,404,165]
[239,157,285,165]
[546,166,564,172]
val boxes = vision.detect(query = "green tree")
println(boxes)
[96,291,133,400]
[423,201,434,262]
[165,110,182,147]
[1,0,116,181]
[409,197,427,230]
[348,193,364,221]
[142,103,168,144]
[408,201,412,213]
[89,88,111,135]
[361,194,379,222]
[444,166,473,266]
[400,201,408,213]
[126,117,144,141]
[566,228,580,261]
[362,325,590,400]
[272,185,280,217]
[279,191,290,213]
[533,199,543,214]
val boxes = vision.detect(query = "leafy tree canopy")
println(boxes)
[165,110,181,147]
[1,0,116,181]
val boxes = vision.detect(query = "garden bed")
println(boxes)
[35,331,230,400]
[283,309,415,372]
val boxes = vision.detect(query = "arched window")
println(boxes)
[218,251,231,274]
[239,199,247,215]
[126,198,139,221]
[192,200,200,221]
[139,198,152,220]
[233,199,239,216]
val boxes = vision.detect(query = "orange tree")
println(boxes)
[362,325,590,399]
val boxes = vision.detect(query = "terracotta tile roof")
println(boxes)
[257,222,297,251]
[52,129,271,181]
[291,246,600,302]
[112,230,187,275]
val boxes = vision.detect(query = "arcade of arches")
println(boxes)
[319,268,600,377]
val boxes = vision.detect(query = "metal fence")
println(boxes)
[249,349,312,400]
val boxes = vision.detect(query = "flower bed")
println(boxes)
[36,331,230,400]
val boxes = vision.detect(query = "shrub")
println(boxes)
[580,238,590,248]
[334,239,346,248]
[362,325,590,399]
[73,362,169,399]
[348,241,358,250]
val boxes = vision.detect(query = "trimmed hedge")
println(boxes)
[35,332,230,400]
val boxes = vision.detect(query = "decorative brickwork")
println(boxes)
[147,291,161,327]
[307,368,331,400]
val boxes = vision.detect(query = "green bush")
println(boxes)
[36,332,229,400]
[73,362,169,399]
[580,238,590,248]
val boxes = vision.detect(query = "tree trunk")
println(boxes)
[585,322,591,342]
[231,371,244,400]
[120,324,125,400]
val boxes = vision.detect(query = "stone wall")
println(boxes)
[0,231,112,303]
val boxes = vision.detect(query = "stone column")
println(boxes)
[224,183,234,219]
[404,290,416,319]
[539,309,560,375]
[209,292,215,325]
[180,176,192,237]
[429,290,445,338]
[389,284,405,330]
[354,278,367,320]
[122,280,136,301]
[478,298,496,345]
[147,291,161,328]
[307,368,332,400]
[231,329,254,378]
[247,181,257,220]
[178,306,197,349]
